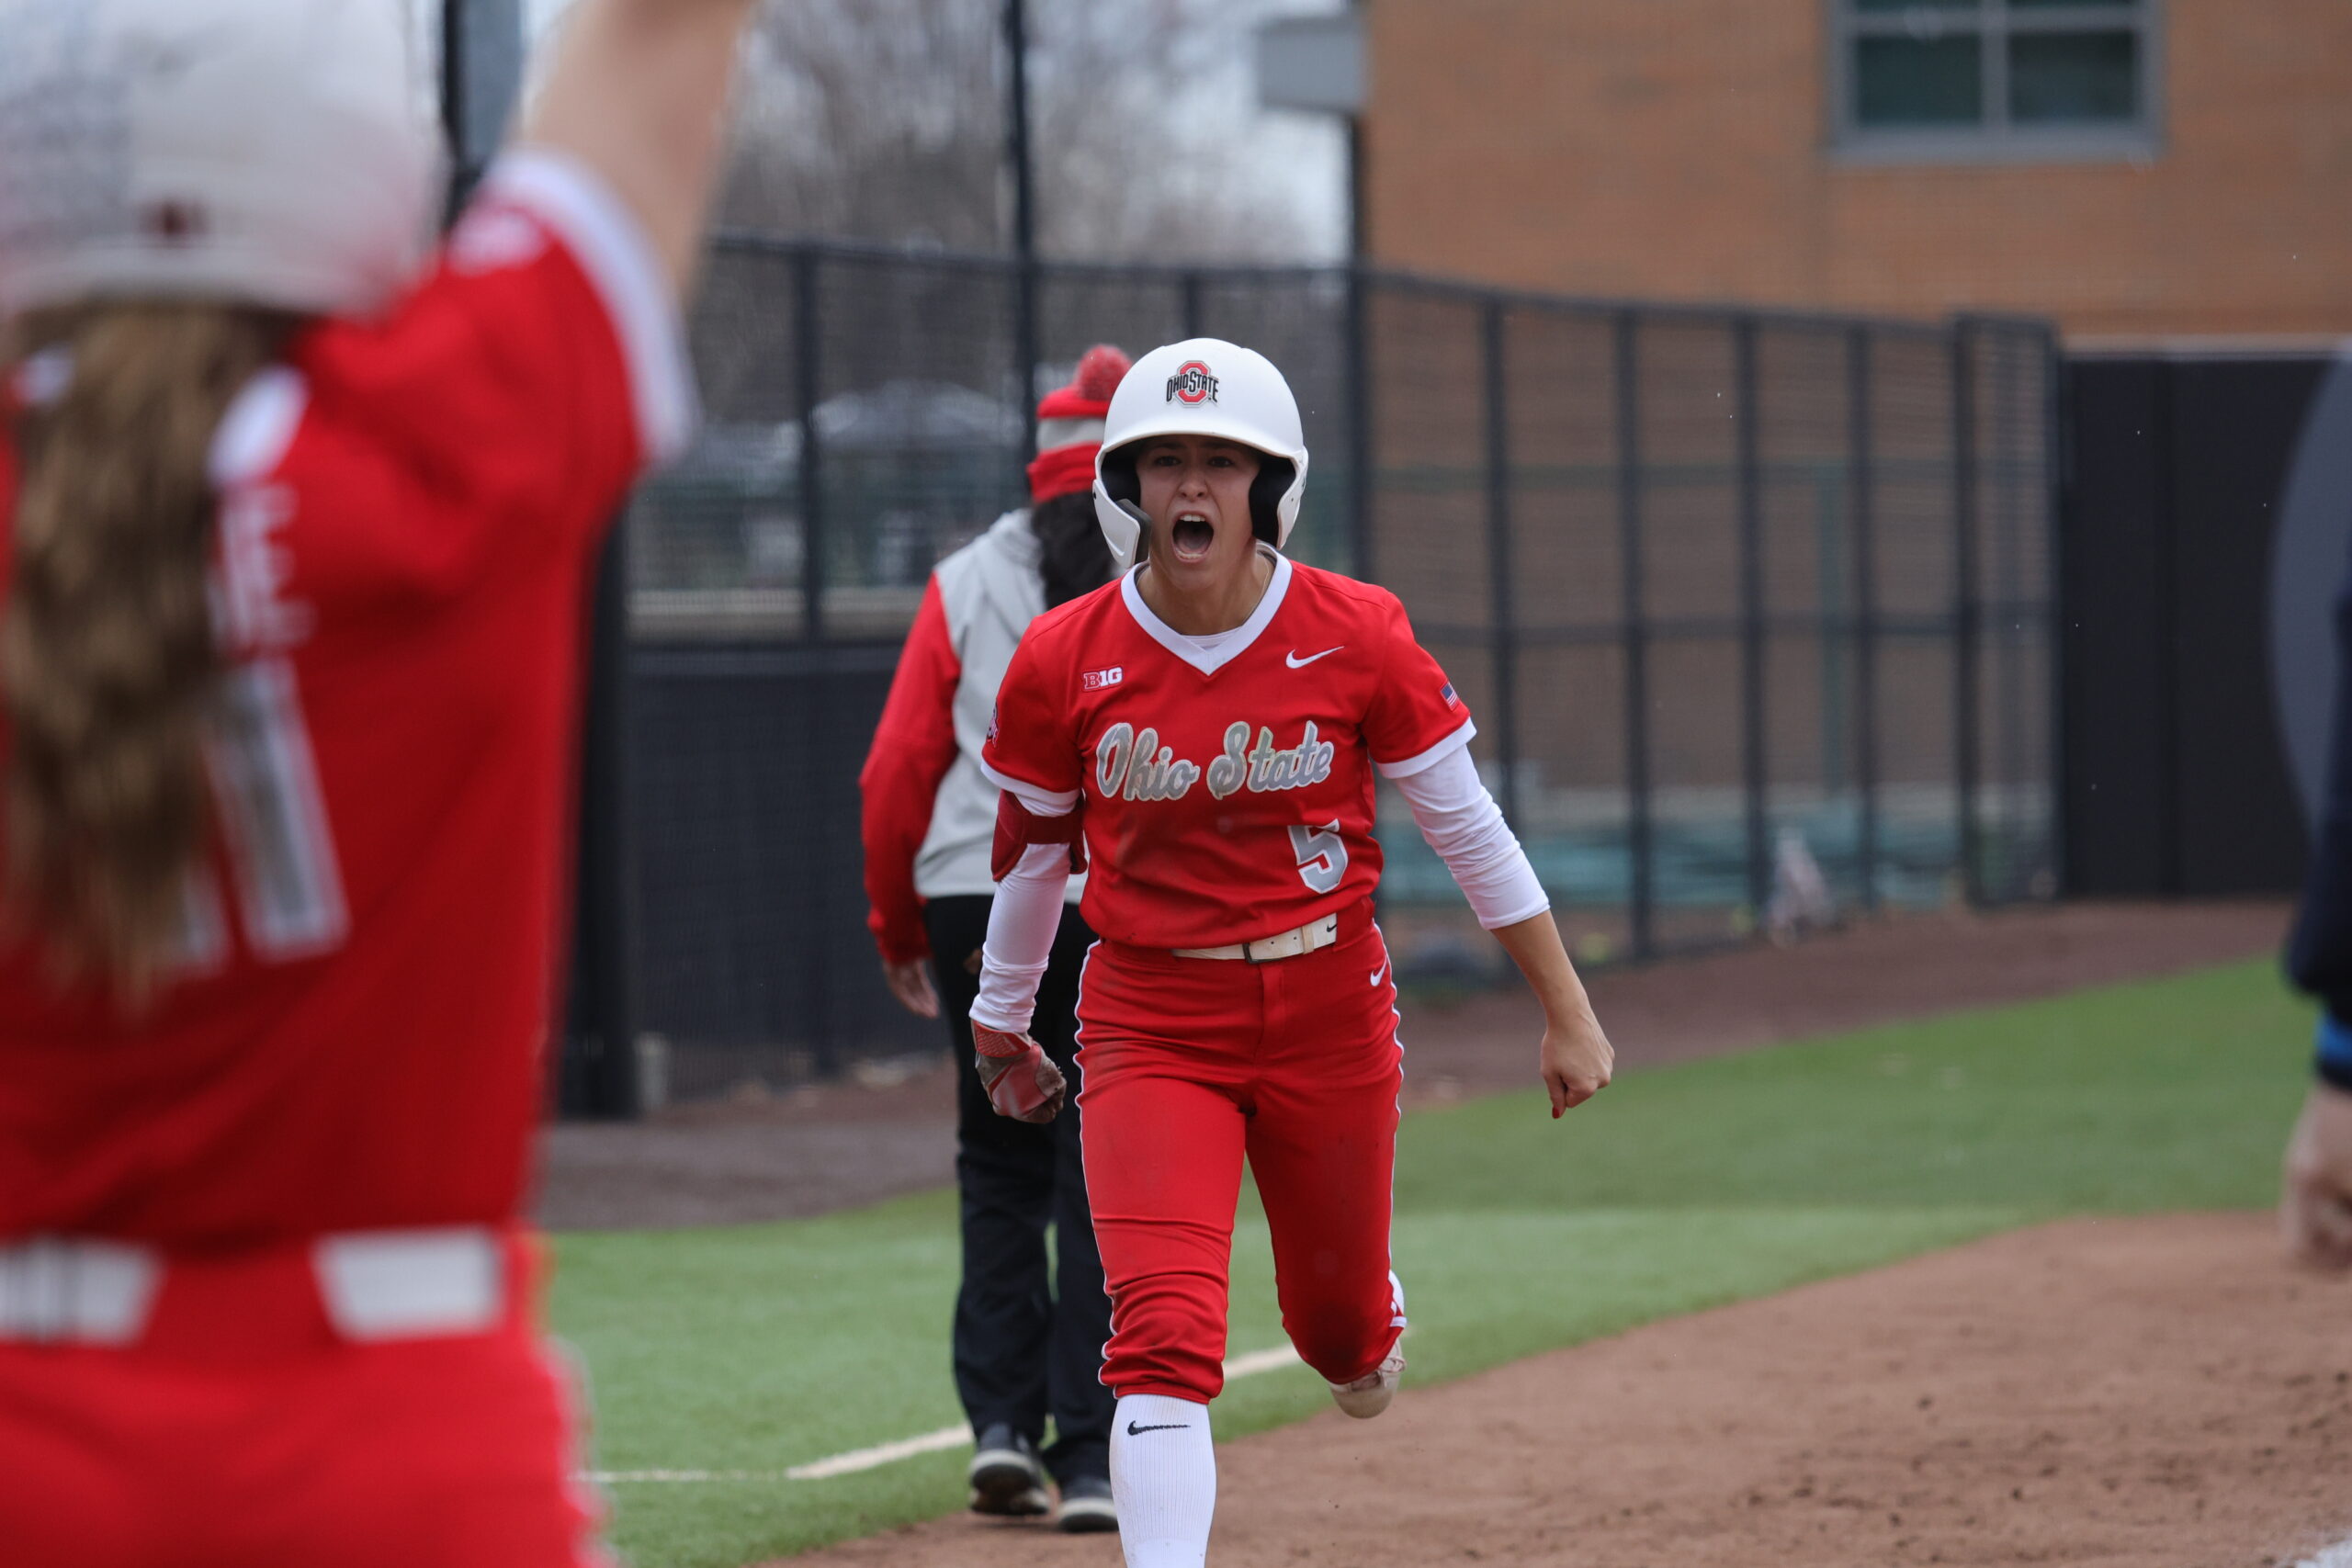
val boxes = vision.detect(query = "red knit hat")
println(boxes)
[1026,344,1131,504]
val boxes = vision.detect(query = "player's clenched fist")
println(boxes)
[1542,1022,1614,1118]
[972,1024,1068,1122]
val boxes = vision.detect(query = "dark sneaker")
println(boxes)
[967,1424,1051,1517]
[1057,1473,1118,1534]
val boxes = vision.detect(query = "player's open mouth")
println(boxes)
[1170,513,1215,563]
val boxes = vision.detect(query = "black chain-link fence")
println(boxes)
[622,236,2058,1101]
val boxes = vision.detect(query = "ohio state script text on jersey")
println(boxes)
[1097,719,1336,803]
[983,557,1474,950]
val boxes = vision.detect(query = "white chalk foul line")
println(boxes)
[2296,1537,2352,1568]
[586,1342,1306,1486]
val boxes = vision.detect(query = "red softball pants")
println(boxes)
[0,1232,606,1568]
[1075,900,1407,1404]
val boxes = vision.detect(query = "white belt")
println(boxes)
[1173,913,1340,964]
[0,1226,506,1346]
[0,1239,159,1346]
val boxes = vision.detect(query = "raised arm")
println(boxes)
[520,0,759,300]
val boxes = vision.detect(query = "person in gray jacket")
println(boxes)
[858,347,1130,1532]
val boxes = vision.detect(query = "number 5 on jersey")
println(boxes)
[1289,819,1348,895]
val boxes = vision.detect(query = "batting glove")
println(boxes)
[971,1024,1067,1123]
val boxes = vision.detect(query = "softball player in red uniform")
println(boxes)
[0,2,752,1562]
[967,339,1617,1566]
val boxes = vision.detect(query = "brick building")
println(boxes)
[1360,0,2352,338]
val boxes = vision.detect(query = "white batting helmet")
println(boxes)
[0,0,442,321]
[1092,337,1310,574]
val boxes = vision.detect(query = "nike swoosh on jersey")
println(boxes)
[1370,964,1388,987]
[1125,1421,1191,1436]
[1286,646,1343,669]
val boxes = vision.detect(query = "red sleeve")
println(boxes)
[981,630,1083,804]
[297,150,695,567]
[859,578,963,963]
[1363,593,1476,777]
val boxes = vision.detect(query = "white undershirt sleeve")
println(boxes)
[970,840,1072,1033]
[1392,744,1551,931]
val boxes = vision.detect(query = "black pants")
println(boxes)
[924,895,1114,1484]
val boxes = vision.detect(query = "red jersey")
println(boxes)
[0,152,694,1247]
[982,554,1473,950]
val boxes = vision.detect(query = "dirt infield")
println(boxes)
[537,899,2290,1231]
[771,1213,2352,1568]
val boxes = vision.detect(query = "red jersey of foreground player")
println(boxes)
[0,153,692,1247]
[983,556,1471,951]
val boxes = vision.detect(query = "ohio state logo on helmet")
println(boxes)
[1165,361,1218,405]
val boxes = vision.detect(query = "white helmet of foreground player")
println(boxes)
[1092,337,1309,574]
[0,0,442,321]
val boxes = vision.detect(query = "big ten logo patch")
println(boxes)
[1083,666,1125,691]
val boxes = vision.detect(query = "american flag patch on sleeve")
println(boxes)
[1441,682,1463,710]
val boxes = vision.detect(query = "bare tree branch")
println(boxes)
[714,0,1327,263]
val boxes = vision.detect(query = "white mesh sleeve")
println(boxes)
[969,841,1072,1033]
[1392,746,1551,930]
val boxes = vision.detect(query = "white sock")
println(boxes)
[1110,1393,1215,1568]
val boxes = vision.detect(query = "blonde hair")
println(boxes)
[2,302,292,998]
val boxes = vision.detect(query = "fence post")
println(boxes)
[1733,317,1770,924]
[1615,311,1654,960]
[795,250,826,644]
[568,524,641,1119]
[1989,330,2029,904]
[1005,0,1041,459]
[439,0,522,214]
[1849,325,1882,911]
[1951,317,1983,906]
[2041,322,2069,900]
[793,247,835,1069]
[1482,300,1522,828]
[1344,267,1375,583]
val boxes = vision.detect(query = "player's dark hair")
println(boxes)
[1033,490,1114,607]
[2,301,294,999]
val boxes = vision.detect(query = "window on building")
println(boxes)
[1833,0,2159,159]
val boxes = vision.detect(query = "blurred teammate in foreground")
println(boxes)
[861,347,1131,1532]
[2283,543,2352,1270]
[969,339,1617,1568]
[0,1,752,1561]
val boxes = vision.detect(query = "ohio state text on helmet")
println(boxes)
[1165,362,1218,405]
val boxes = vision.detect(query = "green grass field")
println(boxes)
[549,956,2313,1568]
